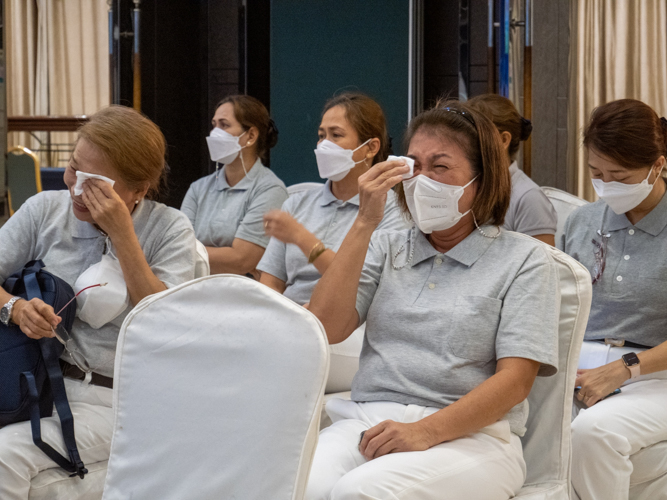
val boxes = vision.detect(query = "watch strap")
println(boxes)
[2,296,21,325]
[622,353,641,381]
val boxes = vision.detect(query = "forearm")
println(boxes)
[294,229,335,275]
[206,246,258,275]
[637,341,667,375]
[309,218,374,343]
[112,230,166,305]
[417,363,535,445]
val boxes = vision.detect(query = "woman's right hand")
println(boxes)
[357,159,410,228]
[12,298,60,339]
[263,210,309,245]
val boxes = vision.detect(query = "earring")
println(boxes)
[135,200,139,205]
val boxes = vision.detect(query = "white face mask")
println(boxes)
[74,251,130,329]
[591,166,662,215]
[206,128,247,164]
[403,174,478,234]
[314,139,371,181]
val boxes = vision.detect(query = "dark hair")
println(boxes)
[215,95,278,162]
[322,92,389,164]
[584,99,667,170]
[396,99,511,226]
[78,105,167,200]
[467,94,531,162]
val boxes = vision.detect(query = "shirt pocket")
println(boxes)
[446,295,502,362]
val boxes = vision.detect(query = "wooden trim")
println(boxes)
[7,116,90,132]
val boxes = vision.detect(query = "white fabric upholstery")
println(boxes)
[540,187,589,244]
[287,182,324,196]
[102,275,329,500]
[514,247,592,499]
[29,461,108,500]
[194,239,210,278]
[326,323,364,394]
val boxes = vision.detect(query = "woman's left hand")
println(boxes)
[575,360,629,407]
[81,179,134,239]
[359,420,433,460]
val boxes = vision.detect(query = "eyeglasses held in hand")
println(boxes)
[591,230,610,284]
[50,283,107,373]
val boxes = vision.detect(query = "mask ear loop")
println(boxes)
[352,139,373,166]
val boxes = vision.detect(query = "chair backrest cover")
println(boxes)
[194,239,210,278]
[7,146,41,216]
[520,246,592,495]
[540,187,589,244]
[102,275,329,500]
[287,182,324,196]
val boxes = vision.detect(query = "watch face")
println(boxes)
[623,352,640,366]
[0,306,9,324]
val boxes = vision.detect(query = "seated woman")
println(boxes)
[468,94,557,245]
[305,100,560,500]
[181,95,288,275]
[258,93,407,393]
[561,99,667,500]
[0,106,197,499]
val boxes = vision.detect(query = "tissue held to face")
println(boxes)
[64,138,145,225]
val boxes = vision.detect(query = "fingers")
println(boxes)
[359,421,385,453]
[362,160,409,182]
[21,300,57,338]
[360,421,393,459]
[89,178,116,197]
[81,188,102,213]
[34,300,60,326]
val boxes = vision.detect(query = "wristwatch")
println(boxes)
[622,352,641,381]
[1,296,22,326]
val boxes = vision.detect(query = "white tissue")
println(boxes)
[74,171,115,196]
[387,155,415,179]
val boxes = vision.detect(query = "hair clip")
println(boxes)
[520,117,533,141]
[268,118,279,136]
[443,106,476,127]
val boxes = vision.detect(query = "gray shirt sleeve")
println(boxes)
[180,184,198,228]
[145,213,197,289]
[495,245,560,376]
[0,196,40,283]
[355,233,387,324]
[512,188,558,236]
[377,194,410,232]
[235,185,289,248]
[256,237,288,281]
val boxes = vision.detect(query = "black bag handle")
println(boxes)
[22,270,88,479]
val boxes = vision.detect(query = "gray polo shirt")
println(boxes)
[180,159,288,249]
[561,193,667,347]
[0,190,197,377]
[353,226,560,436]
[257,182,408,305]
[503,162,558,236]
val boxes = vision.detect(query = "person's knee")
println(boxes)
[572,410,630,456]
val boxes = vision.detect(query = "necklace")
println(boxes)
[392,227,416,270]
[472,211,500,239]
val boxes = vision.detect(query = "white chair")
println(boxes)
[287,182,324,196]
[194,239,210,278]
[102,275,329,500]
[514,246,592,499]
[540,187,589,246]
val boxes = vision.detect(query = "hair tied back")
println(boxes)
[267,118,279,149]
[660,117,667,129]
[520,117,533,141]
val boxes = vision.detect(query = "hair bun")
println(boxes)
[266,118,279,149]
[520,117,533,141]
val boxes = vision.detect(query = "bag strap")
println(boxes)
[23,269,88,479]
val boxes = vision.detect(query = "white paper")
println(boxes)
[387,155,415,179]
[74,171,115,196]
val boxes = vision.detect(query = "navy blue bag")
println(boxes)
[0,260,87,478]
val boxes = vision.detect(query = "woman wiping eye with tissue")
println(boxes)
[0,105,197,498]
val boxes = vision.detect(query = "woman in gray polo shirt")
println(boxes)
[0,106,196,499]
[258,93,407,393]
[561,99,667,500]
[181,95,288,276]
[305,101,560,500]
[468,94,557,245]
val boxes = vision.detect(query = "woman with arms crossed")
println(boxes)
[305,101,560,500]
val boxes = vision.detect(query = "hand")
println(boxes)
[575,360,629,407]
[12,298,60,339]
[359,420,433,460]
[81,179,134,239]
[263,210,309,245]
[357,160,410,228]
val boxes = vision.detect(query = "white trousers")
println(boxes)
[306,398,526,500]
[0,378,113,500]
[571,342,667,500]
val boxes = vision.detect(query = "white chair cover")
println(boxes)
[515,246,592,499]
[194,239,210,278]
[102,275,329,500]
[287,182,324,196]
[540,187,589,245]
